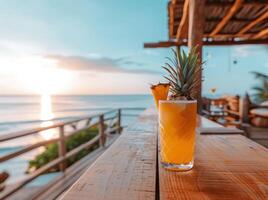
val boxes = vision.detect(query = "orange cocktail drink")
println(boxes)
[159,100,197,171]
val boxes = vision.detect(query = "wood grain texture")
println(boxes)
[159,134,268,200]
[210,0,244,36]
[176,0,189,39]
[188,0,205,113]
[198,116,223,128]
[61,108,158,200]
[61,108,268,200]
[198,127,244,135]
[237,11,268,35]
[252,28,268,39]
[169,2,175,38]
[144,39,268,48]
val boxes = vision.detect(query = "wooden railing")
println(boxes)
[0,107,145,199]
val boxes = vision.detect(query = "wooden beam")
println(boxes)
[176,0,189,39]
[188,0,205,113]
[168,2,175,38]
[173,1,268,9]
[204,33,252,39]
[144,41,181,48]
[174,29,252,39]
[252,28,268,39]
[144,39,268,48]
[210,0,244,36]
[174,18,260,26]
[237,12,268,35]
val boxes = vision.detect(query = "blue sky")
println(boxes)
[0,0,267,95]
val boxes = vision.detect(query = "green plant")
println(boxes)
[251,71,268,103]
[162,47,202,100]
[28,126,100,173]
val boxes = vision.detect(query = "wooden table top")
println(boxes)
[159,134,268,200]
[61,108,268,200]
[61,108,158,200]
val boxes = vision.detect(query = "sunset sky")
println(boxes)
[0,0,267,95]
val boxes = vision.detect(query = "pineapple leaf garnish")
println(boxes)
[162,47,202,100]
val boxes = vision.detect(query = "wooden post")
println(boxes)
[98,115,105,147]
[188,0,205,114]
[58,125,67,171]
[117,109,121,134]
[240,93,250,123]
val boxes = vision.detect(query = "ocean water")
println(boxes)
[0,95,153,184]
[0,95,153,135]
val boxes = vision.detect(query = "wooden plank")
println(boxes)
[143,38,268,48]
[176,0,189,39]
[210,0,244,36]
[172,1,268,9]
[61,108,158,200]
[0,138,59,163]
[237,12,268,35]
[159,134,268,200]
[252,28,268,39]
[168,1,175,38]
[175,19,265,26]
[197,116,244,134]
[198,116,223,129]
[0,109,119,142]
[188,0,205,113]
[0,122,64,142]
[198,127,244,135]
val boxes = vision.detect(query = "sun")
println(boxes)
[15,55,73,95]
[20,67,72,95]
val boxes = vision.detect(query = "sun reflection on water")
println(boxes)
[40,95,56,140]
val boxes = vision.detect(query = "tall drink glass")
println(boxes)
[159,100,197,171]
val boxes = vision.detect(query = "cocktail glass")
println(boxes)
[159,100,197,171]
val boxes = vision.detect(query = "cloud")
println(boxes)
[233,46,251,57]
[45,54,158,74]
[232,46,265,58]
[142,49,159,56]
[120,60,145,67]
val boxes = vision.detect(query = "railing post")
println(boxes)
[99,115,105,147]
[117,109,121,134]
[58,125,67,171]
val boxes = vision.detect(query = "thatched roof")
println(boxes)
[145,0,268,47]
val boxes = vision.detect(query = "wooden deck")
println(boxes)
[61,108,268,200]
